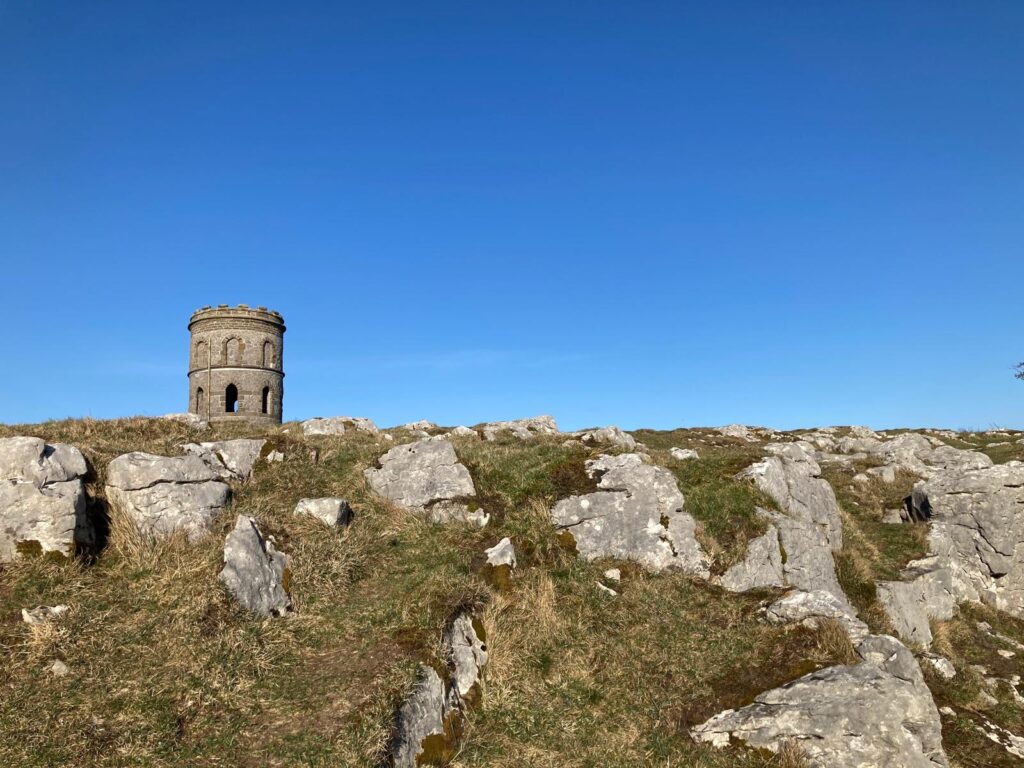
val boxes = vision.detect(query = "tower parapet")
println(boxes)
[187,304,285,424]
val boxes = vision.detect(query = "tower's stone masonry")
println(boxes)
[188,305,285,425]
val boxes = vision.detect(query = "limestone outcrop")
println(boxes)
[718,523,784,592]
[444,613,488,702]
[105,452,230,541]
[301,416,379,436]
[0,437,91,561]
[739,442,843,551]
[390,612,488,767]
[390,665,459,768]
[480,415,559,441]
[551,453,710,576]
[364,437,486,525]
[876,557,955,647]
[218,515,292,617]
[184,438,269,482]
[692,635,948,767]
[913,463,1024,617]
[576,426,637,450]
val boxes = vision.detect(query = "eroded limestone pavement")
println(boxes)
[6,418,1024,765]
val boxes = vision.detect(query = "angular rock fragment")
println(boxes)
[293,497,353,527]
[718,524,784,592]
[0,437,91,561]
[184,438,269,482]
[105,452,230,541]
[364,437,486,525]
[447,425,479,438]
[301,416,379,436]
[692,634,948,768]
[218,515,292,617]
[21,605,69,625]
[764,589,869,642]
[551,453,709,576]
[876,557,955,647]
[481,537,516,589]
[480,415,559,441]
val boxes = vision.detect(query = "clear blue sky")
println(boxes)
[2,2,1022,430]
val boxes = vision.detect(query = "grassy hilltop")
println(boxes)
[2,417,1023,767]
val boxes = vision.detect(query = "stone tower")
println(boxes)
[187,305,285,425]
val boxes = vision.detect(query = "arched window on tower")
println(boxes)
[225,338,241,364]
[225,384,239,413]
[263,341,275,367]
[195,387,205,414]
[261,386,270,414]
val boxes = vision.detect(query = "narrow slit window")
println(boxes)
[261,386,270,414]
[196,387,205,414]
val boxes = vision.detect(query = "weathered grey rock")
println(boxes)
[184,438,268,482]
[0,437,91,561]
[447,426,478,438]
[718,524,784,592]
[692,634,948,767]
[833,432,992,478]
[911,463,1024,617]
[293,497,353,527]
[551,453,710,576]
[391,665,459,768]
[105,452,230,541]
[761,509,850,607]
[48,660,69,677]
[301,416,379,436]
[921,654,956,680]
[364,437,486,525]
[867,465,897,483]
[218,515,292,617]
[21,605,69,625]
[765,589,868,642]
[718,424,757,441]
[577,426,637,450]
[876,557,955,647]
[882,508,906,524]
[848,425,880,439]
[403,420,435,431]
[484,537,516,569]
[445,613,488,701]
[481,415,559,441]
[739,443,843,551]
[670,447,699,461]
[160,412,209,429]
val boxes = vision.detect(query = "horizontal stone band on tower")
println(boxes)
[187,304,285,425]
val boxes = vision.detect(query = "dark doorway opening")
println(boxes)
[225,384,238,413]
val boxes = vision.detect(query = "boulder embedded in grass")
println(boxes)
[293,497,353,527]
[218,515,293,617]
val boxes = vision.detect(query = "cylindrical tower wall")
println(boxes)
[187,305,285,425]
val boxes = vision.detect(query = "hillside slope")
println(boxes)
[2,417,1024,767]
